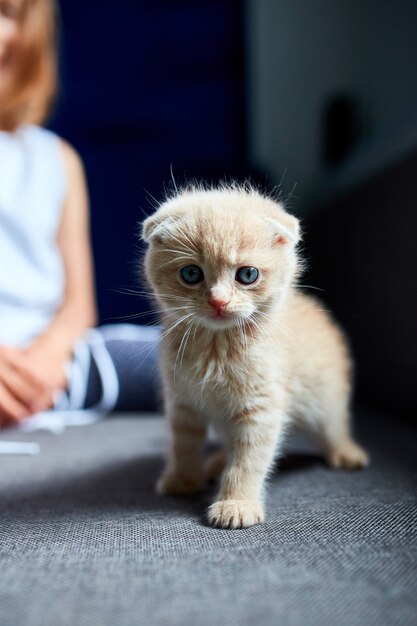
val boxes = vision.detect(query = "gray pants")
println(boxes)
[56,324,161,413]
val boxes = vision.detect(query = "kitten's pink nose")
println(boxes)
[208,298,229,313]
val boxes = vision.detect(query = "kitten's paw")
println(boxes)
[207,499,264,529]
[327,439,370,469]
[156,470,206,496]
[204,450,226,482]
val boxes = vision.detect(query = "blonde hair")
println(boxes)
[2,0,57,131]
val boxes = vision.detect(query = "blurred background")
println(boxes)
[50,0,417,420]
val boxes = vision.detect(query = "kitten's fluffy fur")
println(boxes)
[142,184,369,529]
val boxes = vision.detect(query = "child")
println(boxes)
[0,0,159,428]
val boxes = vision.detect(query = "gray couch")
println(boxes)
[1,410,416,626]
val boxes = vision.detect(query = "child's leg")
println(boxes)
[91,324,160,411]
[65,324,160,412]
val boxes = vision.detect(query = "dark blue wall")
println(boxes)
[50,1,247,323]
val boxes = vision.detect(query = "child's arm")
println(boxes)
[21,142,97,411]
[0,142,97,426]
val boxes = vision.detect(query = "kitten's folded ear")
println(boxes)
[141,212,176,244]
[265,211,301,246]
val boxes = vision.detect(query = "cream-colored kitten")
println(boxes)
[142,184,369,529]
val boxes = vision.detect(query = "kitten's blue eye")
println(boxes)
[236,266,259,285]
[180,265,204,285]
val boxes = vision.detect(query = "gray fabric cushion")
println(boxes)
[0,410,416,626]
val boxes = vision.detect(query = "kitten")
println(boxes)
[142,184,369,529]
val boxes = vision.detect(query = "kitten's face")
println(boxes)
[143,188,300,331]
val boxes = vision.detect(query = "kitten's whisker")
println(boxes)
[164,322,185,354]
[275,319,305,347]
[277,324,300,344]
[238,317,248,352]
[175,320,193,384]
[159,255,195,269]
[158,246,194,256]
[161,223,199,255]
[111,287,156,298]
[172,224,199,255]
[150,291,191,303]
[192,322,198,345]
[286,181,298,202]
[104,310,159,322]
[243,321,249,352]
[255,308,297,344]
[168,215,199,250]
[112,287,191,305]
[159,294,188,299]
[249,315,270,344]
[169,163,179,194]
[127,326,164,380]
[235,318,242,349]
[108,305,190,324]
[143,188,162,209]
[234,318,250,378]
[296,284,325,292]
[243,319,249,351]
[162,318,193,373]
[175,320,193,381]
[161,305,193,313]
[160,312,195,340]
[255,310,273,324]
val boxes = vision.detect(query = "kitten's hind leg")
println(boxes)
[311,408,369,469]
[157,403,208,496]
[326,436,369,469]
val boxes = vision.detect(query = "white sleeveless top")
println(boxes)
[0,125,67,347]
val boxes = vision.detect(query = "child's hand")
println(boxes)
[0,346,52,427]
[23,341,68,395]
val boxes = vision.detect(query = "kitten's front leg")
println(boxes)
[207,410,284,529]
[157,403,207,496]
